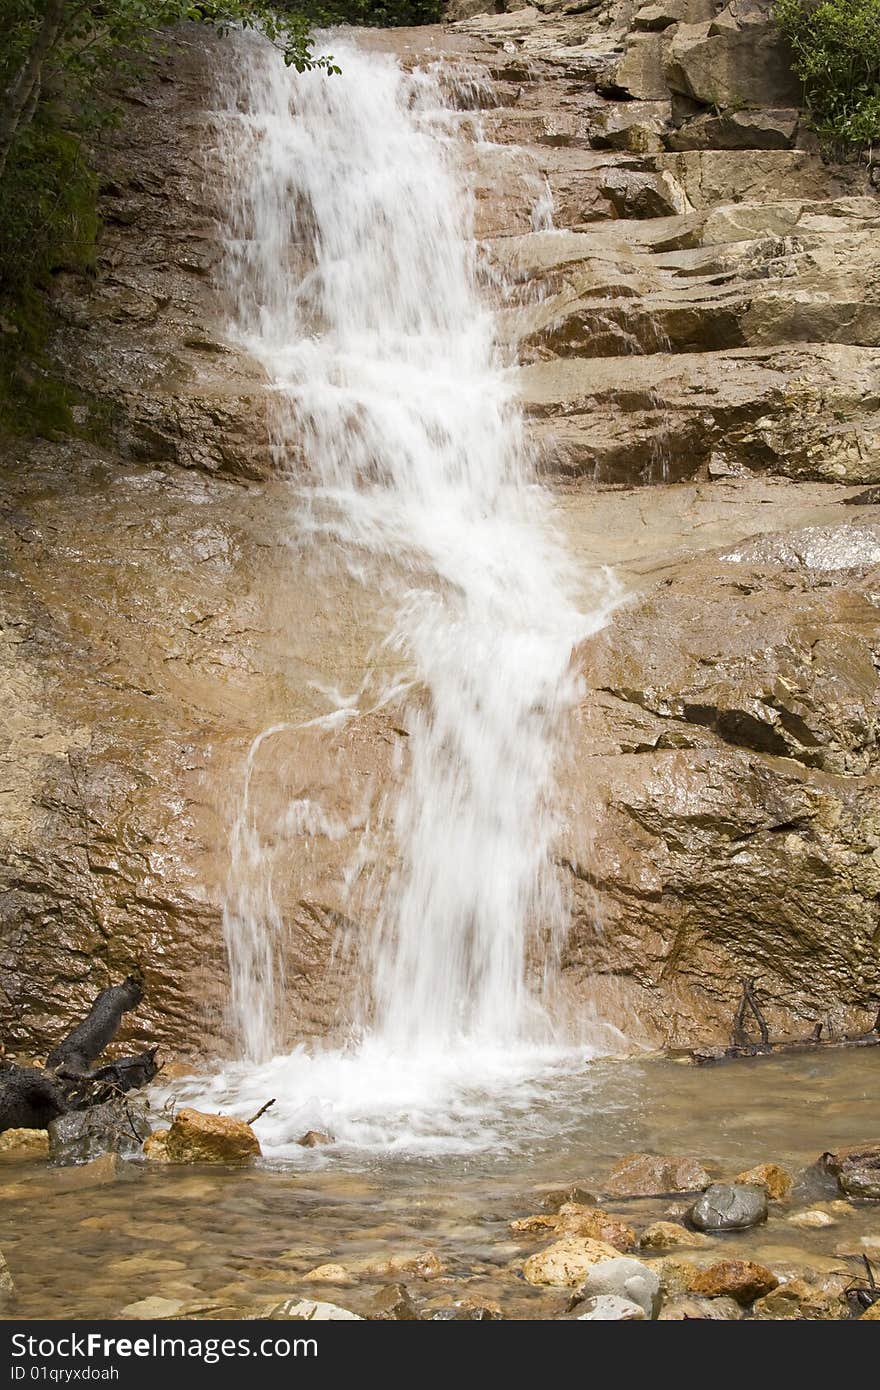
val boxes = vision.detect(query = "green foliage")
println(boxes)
[774,0,880,156]
[304,0,444,25]
[0,123,97,293]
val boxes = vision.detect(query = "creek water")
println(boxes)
[2,1051,878,1318]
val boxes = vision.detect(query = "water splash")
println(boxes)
[189,33,620,1149]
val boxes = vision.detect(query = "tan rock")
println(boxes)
[512,1204,635,1251]
[861,1301,880,1320]
[143,1130,171,1161]
[297,1130,333,1148]
[0,1249,14,1297]
[639,1221,708,1250]
[522,1236,620,1287]
[603,1153,713,1197]
[303,1264,355,1286]
[690,1260,779,1305]
[787,1209,836,1230]
[651,1256,705,1297]
[752,1278,847,1321]
[162,1109,260,1165]
[359,1252,444,1281]
[734,1163,792,1200]
[0,1128,49,1158]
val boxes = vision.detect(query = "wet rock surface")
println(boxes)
[149,1108,261,1165]
[49,1100,151,1164]
[822,1143,880,1200]
[1,0,879,1062]
[690,1184,768,1232]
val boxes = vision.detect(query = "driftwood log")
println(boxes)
[0,973,159,1132]
[686,979,880,1065]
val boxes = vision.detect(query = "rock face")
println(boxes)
[2,2,879,1058]
[822,1144,880,1199]
[0,1128,49,1157]
[148,1108,261,1164]
[689,1183,768,1231]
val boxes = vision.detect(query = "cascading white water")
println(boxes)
[177,33,621,1153]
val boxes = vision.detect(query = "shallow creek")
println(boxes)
[2,1050,877,1319]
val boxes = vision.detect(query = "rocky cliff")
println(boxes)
[1,2,878,1058]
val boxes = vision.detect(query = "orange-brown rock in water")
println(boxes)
[603,1153,713,1196]
[155,1109,261,1164]
[690,1260,779,1304]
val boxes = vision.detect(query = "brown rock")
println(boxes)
[690,1260,779,1305]
[0,1249,13,1297]
[367,1284,419,1320]
[163,1109,260,1165]
[822,1143,880,1199]
[651,1256,706,1296]
[861,1300,880,1320]
[603,1154,713,1196]
[143,1130,170,1162]
[734,1163,792,1200]
[512,1204,635,1251]
[522,1237,620,1287]
[54,1153,120,1191]
[752,1278,847,1320]
[0,1128,49,1157]
[297,1130,334,1148]
[639,1220,708,1250]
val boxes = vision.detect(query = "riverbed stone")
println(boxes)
[658,1294,742,1320]
[690,1183,768,1231]
[367,1284,419,1320]
[49,1100,150,1163]
[751,1277,848,1320]
[120,1296,187,1319]
[298,1130,334,1148]
[522,1237,620,1287]
[575,1256,662,1317]
[260,1299,363,1320]
[639,1220,709,1250]
[576,1294,646,1321]
[603,1153,713,1197]
[512,1204,635,1251]
[787,1209,836,1230]
[861,1300,880,1320]
[162,1108,260,1165]
[690,1259,778,1304]
[822,1143,880,1199]
[0,1128,49,1158]
[733,1163,792,1200]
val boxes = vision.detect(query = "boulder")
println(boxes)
[575,1257,662,1317]
[690,1259,778,1304]
[154,1109,261,1165]
[659,1294,742,1319]
[822,1143,880,1199]
[733,1163,792,1200]
[635,1,717,31]
[665,3,802,110]
[603,1153,713,1197]
[576,1294,646,1320]
[49,1100,151,1164]
[690,1183,768,1231]
[639,1220,708,1250]
[522,1237,620,1287]
[0,1128,49,1158]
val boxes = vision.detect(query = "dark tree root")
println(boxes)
[683,980,880,1066]
[0,975,159,1132]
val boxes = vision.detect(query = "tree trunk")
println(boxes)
[0,0,67,181]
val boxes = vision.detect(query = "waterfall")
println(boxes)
[186,33,619,1151]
